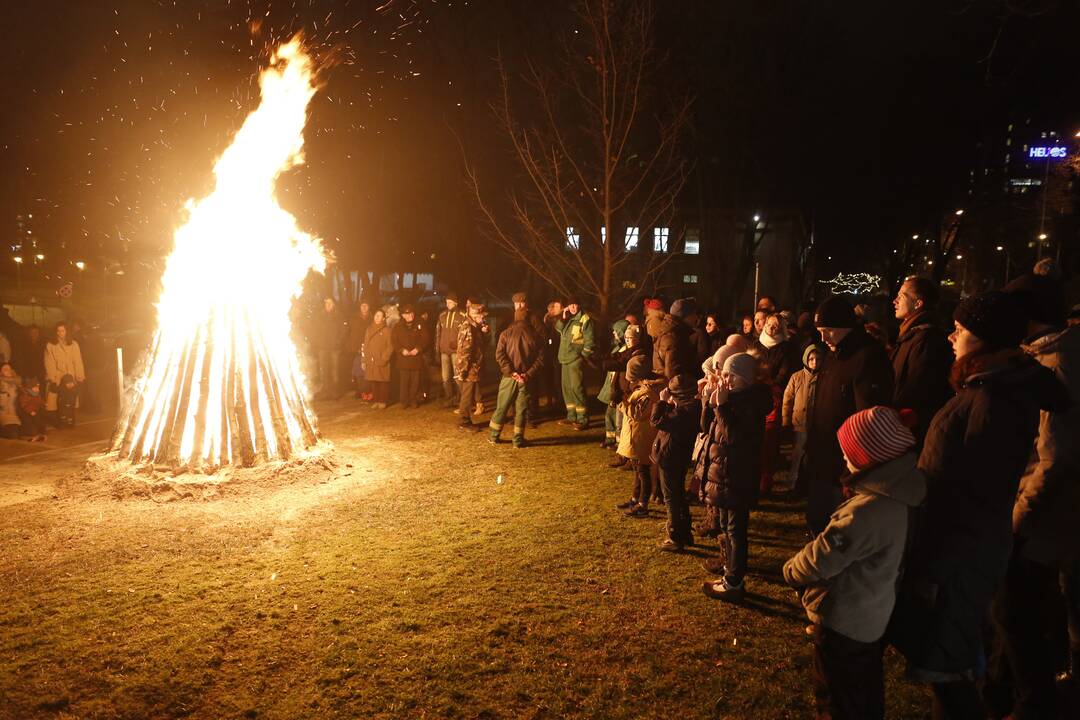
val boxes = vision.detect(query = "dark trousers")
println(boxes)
[659,463,692,544]
[632,463,652,506]
[807,474,843,536]
[812,625,885,720]
[990,553,1063,719]
[931,681,986,720]
[458,380,478,424]
[718,507,749,584]
[398,369,421,407]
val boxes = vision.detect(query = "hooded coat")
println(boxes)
[785,452,927,643]
[890,349,1066,680]
[44,339,85,412]
[699,383,773,511]
[616,379,664,463]
[890,312,954,444]
[653,315,697,380]
[1013,325,1080,568]
[782,344,819,432]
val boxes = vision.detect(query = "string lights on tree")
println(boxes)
[820,272,882,295]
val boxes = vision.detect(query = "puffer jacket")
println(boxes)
[890,312,954,444]
[699,383,773,511]
[616,379,664,463]
[784,453,927,643]
[1013,325,1080,568]
[495,318,544,378]
[454,319,486,382]
[650,397,702,471]
[653,315,697,379]
[890,349,1066,680]
[782,345,819,432]
[0,375,20,426]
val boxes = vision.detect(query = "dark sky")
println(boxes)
[3,0,1080,287]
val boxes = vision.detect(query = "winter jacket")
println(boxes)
[699,383,773,511]
[803,326,893,490]
[755,338,800,390]
[616,379,664,464]
[0,376,20,426]
[650,397,702,472]
[435,308,468,355]
[890,312,954,444]
[782,344,820,432]
[44,340,85,412]
[344,310,371,355]
[391,319,428,371]
[688,326,712,374]
[598,320,630,404]
[890,349,1066,679]
[18,387,44,417]
[555,311,595,364]
[454,318,486,382]
[495,318,544,379]
[784,453,927,643]
[1013,325,1080,568]
[653,315,697,379]
[310,307,347,352]
[361,323,394,383]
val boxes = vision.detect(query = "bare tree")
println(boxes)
[463,0,692,318]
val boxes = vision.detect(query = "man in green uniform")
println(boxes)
[556,298,595,430]
[489,304,544,448]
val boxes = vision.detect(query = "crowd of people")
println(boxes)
[315,266,1079,719]
[0,317,96,440]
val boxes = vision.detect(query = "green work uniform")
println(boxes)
[556,310,595,424]
[489,376,530,446]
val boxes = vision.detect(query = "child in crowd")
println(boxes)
[783,406,925,720]
[0,363,21,439]
[782,344,821,494]
[650,374,702,551]
[615,354,663,518]
[699,352,773,602]
[17,377,47,442]
[598,319,630,449]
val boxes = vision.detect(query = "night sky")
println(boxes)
[4,1,1080,289]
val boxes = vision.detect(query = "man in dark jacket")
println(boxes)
[654,298,700,379]
[489,308,545,448]
[311,297,347,399]
[391,305,427,409]
[804,296,894,535]
[891,276,953,446]
[454,302,487,431]
[435,293,467,408]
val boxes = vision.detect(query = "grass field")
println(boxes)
[0,396,930,719]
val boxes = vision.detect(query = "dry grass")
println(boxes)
[0,398,930,719]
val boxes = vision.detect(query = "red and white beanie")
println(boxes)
[836,406,916,471]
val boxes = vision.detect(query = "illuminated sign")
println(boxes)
[1029,146,1067,159]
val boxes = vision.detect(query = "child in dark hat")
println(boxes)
[650,374,702,550]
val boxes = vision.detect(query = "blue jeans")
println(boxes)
[719,507,749,585]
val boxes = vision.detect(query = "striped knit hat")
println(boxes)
[836,406,915,471]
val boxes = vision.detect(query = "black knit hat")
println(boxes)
[445,292,459,304]
[814,296,857,329]
[953,291,1027,350]
[1004,273,1065,326]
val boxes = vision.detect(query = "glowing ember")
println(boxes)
[112,37,326,470]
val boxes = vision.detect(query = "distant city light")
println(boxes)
[75,261,86,270]
[955,209,964,216]
[13,256,23,264]
[1038,233,1048,240]
[753,214,760,223]
[35,254,44,260]
[996,245,1004,251]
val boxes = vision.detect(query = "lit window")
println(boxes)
[654,227,669,252]
[403,273,414,289]
[566,226,580,250]
[624,226,639,251]
[683,274,698,284]
[415,273,433,290]
[684,228,700,255]
[601,226,607,245]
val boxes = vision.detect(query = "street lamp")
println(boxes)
[955,209,964,216]
[75,261,85,271]
[13,256,22,291]
[996,245,1012,283]
[34,253,44,262]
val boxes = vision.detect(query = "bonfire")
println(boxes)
[111,37,327,471]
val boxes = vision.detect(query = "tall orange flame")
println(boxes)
[112,38,326,469]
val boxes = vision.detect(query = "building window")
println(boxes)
[684,228,700,255]
[402,273,414,289]
[624,226,639,251]
[566,226,580,250]
[415,273,433,291]
[654,227,669,253]
[601,226,607,245]
[683,274,698,284]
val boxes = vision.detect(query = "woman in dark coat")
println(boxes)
[362,310,394,409]
[391,304,428,409]
[889,292,1066,718]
